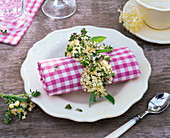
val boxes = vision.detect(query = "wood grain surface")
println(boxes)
[0,0,170,137]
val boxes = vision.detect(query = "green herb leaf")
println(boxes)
[105,56,112,61]
[81,28,88,36]
[65,52,67,57]
[96,49,113,53]
[18,113,22,120]
[13,97,30,102]
[30,90,41,97]
[0,93,4,98]
[91,36,106,43]
[55,65,59,69]
[1,29,7,36]
[81,60,88,68]
[4,109,11,124]
[67,45,73,52]
[89,92,96,107]
[111,72,116,77]
[76,108,83,112]
[105,91,115,105]
[65,104,72,110]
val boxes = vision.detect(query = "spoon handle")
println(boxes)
[105,111,149,138]
[105,117,138,138]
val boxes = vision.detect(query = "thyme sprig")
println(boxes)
[65,28,115,106]
[0,29,7,36]
[0,90,41,124]
[65,104,72,110]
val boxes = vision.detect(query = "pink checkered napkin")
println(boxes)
[38,47,141,96]
[0,0,43,45]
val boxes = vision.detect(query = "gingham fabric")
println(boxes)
[38,47,141,96]
[0,0,43,45]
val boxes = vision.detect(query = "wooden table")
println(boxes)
[0,0,169,137]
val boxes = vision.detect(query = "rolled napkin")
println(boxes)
[38,47,141,96]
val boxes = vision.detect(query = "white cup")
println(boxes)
[136,0,170,29]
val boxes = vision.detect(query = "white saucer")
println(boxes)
[123,0,170,44]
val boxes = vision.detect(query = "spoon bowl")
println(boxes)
[148,92,170,113]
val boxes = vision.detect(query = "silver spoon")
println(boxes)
[105,92,170,138]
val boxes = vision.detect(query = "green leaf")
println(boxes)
[105,91,115,105]
[89,92,96,107]
[91,36,106,43]
[55,65,59,69]
[4,109,11,124]
[65,104,72,110]
[76,108,83,112]
[30,90,41,97]
[81,28,87,36]
[81,60,88,68]
[65,52,67,57]
[111,72,116,77]
[1,29,7,36]
[96,49,113,53]
[18,113,22,120]
[13,97,30,102]
[67,45,73,52]
[0,93,4,98]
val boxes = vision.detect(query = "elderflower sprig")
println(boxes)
[118,8,143,34]
[0,90,41,124]
[65,28,115,106]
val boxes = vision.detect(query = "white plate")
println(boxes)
[124,0,170,44]
[21,26,151,122]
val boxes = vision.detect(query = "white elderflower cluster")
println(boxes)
[118,8,143,34]
[65,28,115,97]
[9,100,36,119]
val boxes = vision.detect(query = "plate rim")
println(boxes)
[21,26,151,122]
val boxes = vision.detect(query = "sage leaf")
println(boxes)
[13,97,30,102]
[91,36,106,43]
[96,49,113,53]
[105,91,115,105]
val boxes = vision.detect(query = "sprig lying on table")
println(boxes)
[0,90,41,124]
[65,28,115,106]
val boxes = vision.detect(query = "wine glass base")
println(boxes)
[42,0,77,19]
[0,11,31,32]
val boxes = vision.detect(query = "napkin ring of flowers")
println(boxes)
[65,28,115,106]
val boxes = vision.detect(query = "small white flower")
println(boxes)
[98,73,101,77]
[74,40,79,45]
[24,111,27,116]
[11,109,17,115]
[68,41,74,46]
[17,108,22,114]
[20,102,28,108]
[28,107,32,111]
[9,104,14,109]
[22,115,26,120]
[82,36,88,40]
[15,101,20,107]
